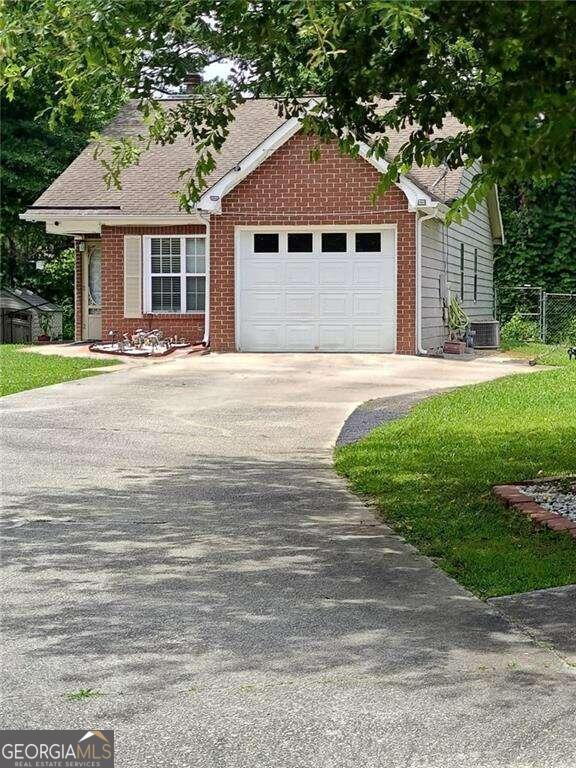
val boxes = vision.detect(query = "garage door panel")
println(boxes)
[318,260,351,286]
[241,324,284,350]
[318,324,353,350]
[285,260,316,286]
[241,291,283,319]
[285,324,317,349]
[242,259,284,288]
[352,325,390,350]
[379,256,396,288]
[352,260,383,287]
[285,291,317,317]
[352,291,387,316]
[380,230,396,256]
[319,293,349,317]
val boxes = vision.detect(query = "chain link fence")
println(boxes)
[543,293,576,344]
[495,285,543,336]
[495,285,576,344]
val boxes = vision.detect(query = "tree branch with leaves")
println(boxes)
[2,0,575,219]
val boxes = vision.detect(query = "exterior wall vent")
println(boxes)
[470,320,500,349]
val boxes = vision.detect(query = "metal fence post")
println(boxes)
[542,291,547,343]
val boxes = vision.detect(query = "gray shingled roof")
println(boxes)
[31,99,465,215]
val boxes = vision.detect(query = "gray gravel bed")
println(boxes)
[519,481,576,523]
[336,387,448,446]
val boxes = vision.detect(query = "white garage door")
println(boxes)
[236,228,396,352]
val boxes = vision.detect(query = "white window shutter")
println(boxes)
[124,235,142,318]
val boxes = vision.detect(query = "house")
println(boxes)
[21,98,503,353]
[0,287,62,343]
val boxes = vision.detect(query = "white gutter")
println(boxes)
[199,213,211,346]
[415,207,440,355]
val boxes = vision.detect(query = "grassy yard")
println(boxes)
[336,365,576,598]
[503,343,571,367]
[0,344,117,396]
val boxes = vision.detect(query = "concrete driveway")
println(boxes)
[1,353,574,768]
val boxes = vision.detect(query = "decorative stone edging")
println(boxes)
[493,484,576,539]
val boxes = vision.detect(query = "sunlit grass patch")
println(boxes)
[0,345,117,396]
[336,367,576,598]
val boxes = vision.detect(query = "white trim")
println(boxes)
[234,223,398,232]
[354,141,434,209]
[142,234,208,315]
[198,118,302,213]
[486,185,505,244]
[81,241,103,340]
[234,224,397,353]
[234,227,241,352]
[20,213,207,235]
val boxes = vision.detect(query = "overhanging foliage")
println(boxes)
[2,0,575,217]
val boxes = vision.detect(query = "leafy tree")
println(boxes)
[2,89,84,287]
[2,0,575,216]
[496,167,576,293]
[30,249,76,339]
[1,68,122,315]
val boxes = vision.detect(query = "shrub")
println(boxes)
[60,297,75,340]
[500,311,540,349]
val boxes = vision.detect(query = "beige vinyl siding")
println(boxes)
[421,166,495,351]
[124,235,142,318]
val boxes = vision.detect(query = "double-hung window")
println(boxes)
[145,236,206,313]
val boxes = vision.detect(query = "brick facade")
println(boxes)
[81,133,417,354]
[210,133,416,353]
[97,224,206,343]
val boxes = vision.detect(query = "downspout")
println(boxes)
[415,209,438,355]
[198,211,211,346]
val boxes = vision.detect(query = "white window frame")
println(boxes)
[143,235,207,314]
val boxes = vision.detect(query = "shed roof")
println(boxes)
[0,287,61,313]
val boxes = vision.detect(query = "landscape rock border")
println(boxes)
[493,481,576,540]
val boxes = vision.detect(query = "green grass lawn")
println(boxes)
[503,343,571,367]
[0,344,118,397]
[335,366,576,598]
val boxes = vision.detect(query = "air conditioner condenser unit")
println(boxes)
[470,320,500,349]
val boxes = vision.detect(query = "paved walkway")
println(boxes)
[490,584,576,667]
[22,341,196,367]
[1,353,574,768]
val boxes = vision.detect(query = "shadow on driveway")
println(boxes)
[1,455,566,726]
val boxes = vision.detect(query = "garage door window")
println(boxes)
[254,233,279,253]
[355,232,381,252]
[288,233,313,252]
[146,235,206,313]
[321,232,347,252]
